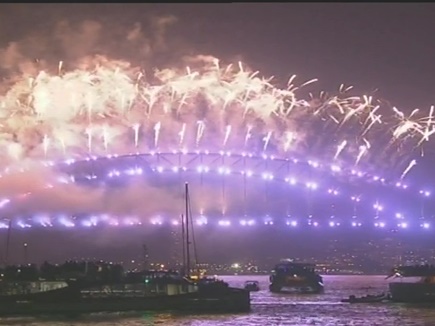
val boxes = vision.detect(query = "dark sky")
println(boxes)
[1,3,435,109]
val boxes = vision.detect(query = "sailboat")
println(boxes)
[178,182,251,308]
[181,182,205,281]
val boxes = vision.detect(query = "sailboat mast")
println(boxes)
[181,213,186,276]
[185,182,191,277]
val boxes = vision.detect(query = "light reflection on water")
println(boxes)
[2,275,435,326]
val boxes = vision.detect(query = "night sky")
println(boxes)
[1,3,435,266]
[2,3,435,108]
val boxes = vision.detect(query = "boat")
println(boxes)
[0,182,250,316]
[244,280,260,292]
[269,260,324,293]
[0,261,250,316]
[341,293,390,303]
[386,264,435,303]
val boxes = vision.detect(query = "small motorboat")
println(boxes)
[341,293,391,303]
[244,280,260,292]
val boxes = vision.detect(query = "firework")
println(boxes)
[0,56,433,179]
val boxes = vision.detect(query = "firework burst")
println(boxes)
[0,56,433,179]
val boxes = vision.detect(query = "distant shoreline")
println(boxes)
[212,273,386,276]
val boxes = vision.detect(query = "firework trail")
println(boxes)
[334,140,347,160]
[401,159,417,180]
[0,55,433,180]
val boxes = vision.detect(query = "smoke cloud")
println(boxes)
[0,11,182,77]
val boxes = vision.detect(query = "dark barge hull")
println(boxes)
[389,282,435,303]
[0,288,250,316]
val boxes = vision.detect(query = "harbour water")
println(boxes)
[1,275,435,326]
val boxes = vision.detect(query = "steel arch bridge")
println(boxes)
[47,150,434,231]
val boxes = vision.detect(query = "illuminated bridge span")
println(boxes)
[0,150,432,231]
[17,150,426,231]
[61,150,407,186]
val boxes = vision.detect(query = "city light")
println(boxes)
[218,220,231,227]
